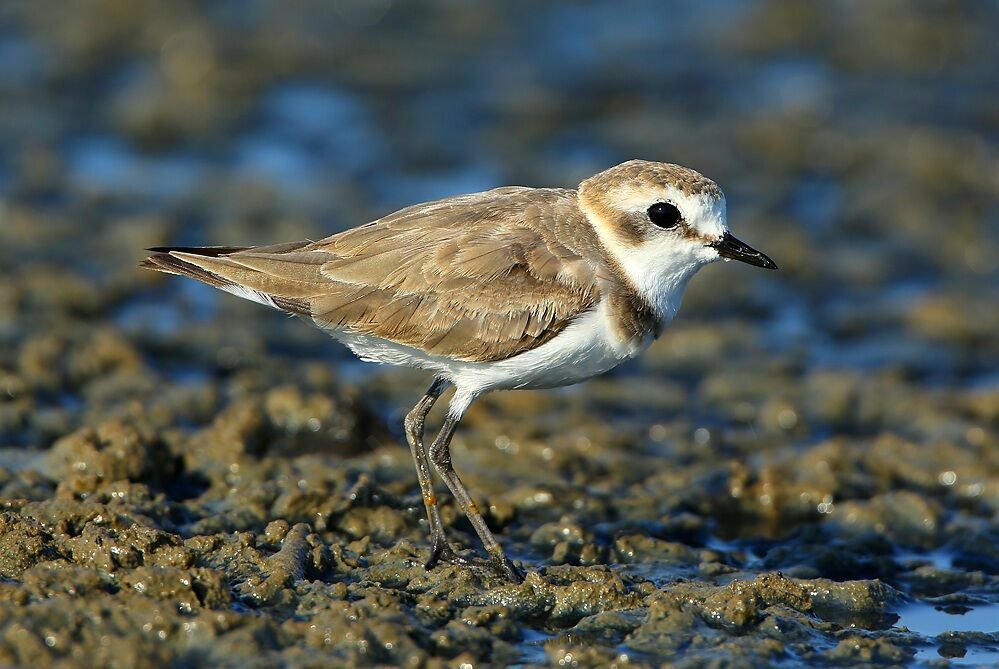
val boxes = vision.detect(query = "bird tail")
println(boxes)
[140,243,316,315]
[141,246,250,290]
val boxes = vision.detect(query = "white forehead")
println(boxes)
[607,183,728,238]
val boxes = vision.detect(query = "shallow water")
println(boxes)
[897,602,999,638]
[0,0,997,667]
[900,603,999,667]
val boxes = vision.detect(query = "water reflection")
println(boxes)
[896,602,999,638]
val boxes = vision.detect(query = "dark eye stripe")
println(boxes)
[647,202,682,229]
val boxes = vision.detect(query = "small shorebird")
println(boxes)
[142,160,776,582]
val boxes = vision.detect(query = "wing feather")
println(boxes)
[143,187,604,362]
[308,187,601,361]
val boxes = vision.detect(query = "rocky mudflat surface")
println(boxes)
[0,1,997,667]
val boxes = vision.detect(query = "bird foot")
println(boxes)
[489,553,524,584]
[424,538,525,584]
[424,536,475,571]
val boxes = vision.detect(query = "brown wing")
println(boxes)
[142,187,604,362]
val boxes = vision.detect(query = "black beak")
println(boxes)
[710,232,778,270]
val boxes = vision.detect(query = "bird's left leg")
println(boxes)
[403,377,472,571]
[428,412,524,583]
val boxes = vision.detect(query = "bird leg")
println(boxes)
[404,378,472,570]
[428,413,524,583]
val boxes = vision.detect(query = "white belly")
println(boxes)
[447,304,648,393]
[329,300,653,415]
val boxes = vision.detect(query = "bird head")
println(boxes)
[579,159,776,320]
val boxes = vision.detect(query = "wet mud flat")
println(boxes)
[1,332,997,668]
[1,0,999,667]
[1,242,996,669]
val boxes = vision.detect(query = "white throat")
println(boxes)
[584,188,725,326]
[586,223,713,326]
[612,246,703,324]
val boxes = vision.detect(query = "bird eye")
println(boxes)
[647,202,682,229]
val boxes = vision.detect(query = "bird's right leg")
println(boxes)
[428,411,524,583]
[403,376,471,570]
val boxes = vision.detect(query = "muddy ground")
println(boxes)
[0,1,997,667]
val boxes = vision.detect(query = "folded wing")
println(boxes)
[142,187,603,362]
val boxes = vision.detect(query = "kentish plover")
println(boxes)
[142,160,777,582]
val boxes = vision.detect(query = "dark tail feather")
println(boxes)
[141,251,236,290]
[140,246,312,316]
[146,245,251,256]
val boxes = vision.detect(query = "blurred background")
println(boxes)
[0,1,997,666]
[1,0,995,440]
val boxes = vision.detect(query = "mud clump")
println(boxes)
[45,420,177,495]
[0,513,55,579]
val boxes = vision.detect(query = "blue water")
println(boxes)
[897,602,999,667]
[913,646,999,667]
[67,136,208,200]
[511,628,555,667]
[896,603,999,638]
